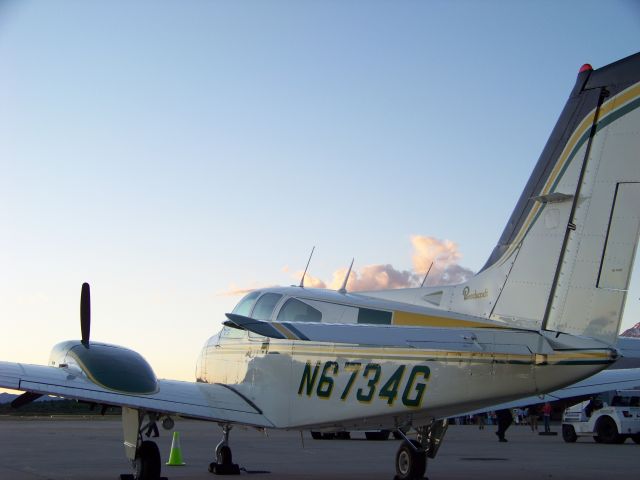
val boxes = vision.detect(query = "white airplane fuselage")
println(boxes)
[196,288,616,430]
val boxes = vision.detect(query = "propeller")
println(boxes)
[80,282,91,347]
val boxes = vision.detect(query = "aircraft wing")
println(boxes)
[0,361,273,428]
[224,313,501,350]
[465,367,640,414]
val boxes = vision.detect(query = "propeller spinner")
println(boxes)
[80,282,90,347]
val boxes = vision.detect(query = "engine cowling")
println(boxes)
[49,340,158,394]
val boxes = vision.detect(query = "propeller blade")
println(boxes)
[81,282,91,347]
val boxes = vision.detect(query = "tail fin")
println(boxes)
[362,53,640,345]
[464,52,640,343]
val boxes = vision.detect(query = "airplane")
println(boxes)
[2,50,640,480]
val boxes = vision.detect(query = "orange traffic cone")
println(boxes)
[166,431,186,466]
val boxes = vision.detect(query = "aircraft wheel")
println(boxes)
[596,417,622,444]
[209,445,240,475]
[395,439,426,480]
[217,445,233,465]
[562,425,577,443]
[593,435,603,443]
[631,434,640,444]
[134,441,161,480]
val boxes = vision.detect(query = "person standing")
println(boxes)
[528,405,539,432]
[542,402,552,433]
[495,408,513,442]
[476,412,486,430]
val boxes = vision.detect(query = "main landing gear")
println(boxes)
[208,424,240,475]
[394,419,448,480]
[120,407,168,480]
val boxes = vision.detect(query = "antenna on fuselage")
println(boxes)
[420,261,434,288]
[299,246,316,288]
[338,258,354,294]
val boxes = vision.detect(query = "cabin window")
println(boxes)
[357,308,392,325]
[277,298,322,323]
[252,293,283,321]
[232,291,260,316]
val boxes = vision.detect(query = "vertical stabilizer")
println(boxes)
[478,53,640,343]
[361,53,640,346]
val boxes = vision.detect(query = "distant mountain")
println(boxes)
[621,322,640,338]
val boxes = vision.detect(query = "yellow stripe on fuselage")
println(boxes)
[393,311,503,329]
[272,323,298,340]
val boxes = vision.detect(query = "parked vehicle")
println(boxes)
[562,390,640,444]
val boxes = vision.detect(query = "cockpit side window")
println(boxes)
[221,325,246,340]
[277,298,322,323]
[252,293,283,321]
[232,291,261,316]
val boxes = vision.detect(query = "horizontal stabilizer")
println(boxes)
[465,367,640,415]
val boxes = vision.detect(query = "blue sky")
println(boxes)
[1,0,639,385]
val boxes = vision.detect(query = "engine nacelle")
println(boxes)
[49,340,158,394]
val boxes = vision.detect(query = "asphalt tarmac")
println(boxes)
[0,417,637,480]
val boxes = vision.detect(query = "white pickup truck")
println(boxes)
[562,390,640,444]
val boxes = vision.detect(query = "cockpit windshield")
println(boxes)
[232,291,260,316]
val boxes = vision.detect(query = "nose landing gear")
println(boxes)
[208,424,241,475]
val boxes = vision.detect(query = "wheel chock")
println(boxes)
[208,461,241,475]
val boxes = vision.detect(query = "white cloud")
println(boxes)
[229,235,475,295]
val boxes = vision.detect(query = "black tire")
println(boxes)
[310,431,323,440]
[631,434,640,444]
[562,424,577,443]
[596,417,623,444]
[135,441,161,480]
[395,439,426,480]
[593,435,603,443]
[365,430,391,441]
[335,431,351,440]
[321,432,336,440]
[217,445,232,465]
